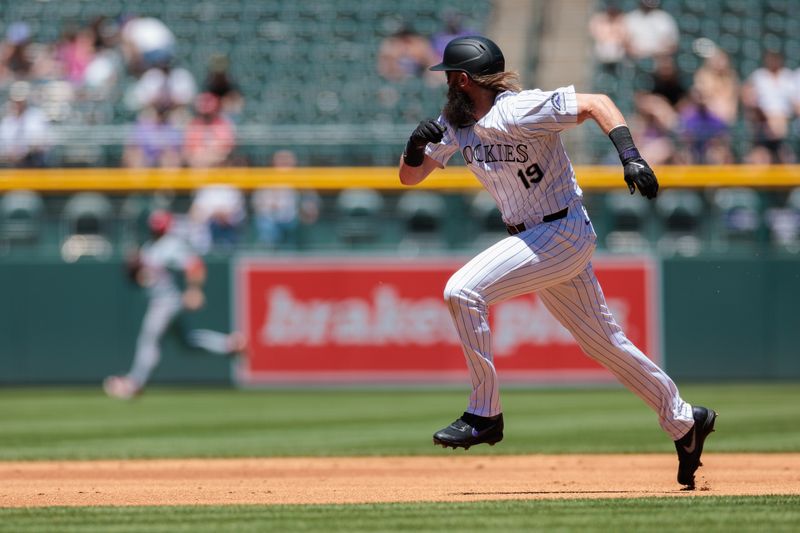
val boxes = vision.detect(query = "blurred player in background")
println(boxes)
[399,36,716,489]
[103,209,245,399]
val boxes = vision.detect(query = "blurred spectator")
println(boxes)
[377,24,439,85]
[630,92,678,165]
[589,3,627,71]
[251,150,320,248]
[0,82,50,167]
[183,92,235,168]
[679,91,733,164]
[742,50,798,164]
[271,148,298,168]
[120,16,176,76]
[204,54,244,121]
[252,186,301,248]
[38,80,76,124]
[431,11,473,61]
[126,57,197,112]
[123,104,182,168]
[81,17,124,100]
[692,47,740,126]
[0,22,34,84]
[624,0,678,60]
[649,55,688,110]
[56,26,95,86]
[189,184,246,253]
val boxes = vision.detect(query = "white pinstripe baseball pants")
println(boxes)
[444,206,694,440]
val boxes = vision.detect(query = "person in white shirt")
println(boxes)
[742,50,799,163]
[0,82,49,167]
[624,0,679,59]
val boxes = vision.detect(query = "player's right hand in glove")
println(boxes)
[404,120,445,167]
[409,120,446,148]
[623,158,659,199]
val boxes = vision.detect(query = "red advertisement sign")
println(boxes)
[234,257,659,385]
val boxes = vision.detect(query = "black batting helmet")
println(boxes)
[429,35,505,76]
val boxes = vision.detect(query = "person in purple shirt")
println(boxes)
[123,103,182,168]
[679,94,731,164]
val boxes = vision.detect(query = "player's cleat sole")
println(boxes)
[675,406,717,489]
[433,412,504,450]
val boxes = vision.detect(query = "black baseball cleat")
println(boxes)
[674,406,717,489]
[433,412,504,450]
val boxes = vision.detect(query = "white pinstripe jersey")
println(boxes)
[425,85,580,227]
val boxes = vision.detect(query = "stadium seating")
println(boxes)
[765,187,800,253]
[0,190,45,250]
[0,0,493,167]
[396,189,447,252]
[469,190,508,249]
[709,187,762,251]
[604,190,653,253]
[654,189,705,256]
[334,188,387,247]
[0,2,798,258]
[60,192,115,261]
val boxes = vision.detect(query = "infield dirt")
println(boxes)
[2,454,798,507]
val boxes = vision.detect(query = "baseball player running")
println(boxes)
[399,36,716,489]
[103,209,245,399]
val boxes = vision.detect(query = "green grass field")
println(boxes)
[1,383,798,532]
[1,383,798,460]
[2,497,799,533]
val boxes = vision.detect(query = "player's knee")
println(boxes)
[443,277,482,309]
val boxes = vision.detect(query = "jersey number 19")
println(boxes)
[517,163,544,189]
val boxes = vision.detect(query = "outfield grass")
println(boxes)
[0,383,797,460]
[0,496,798,533]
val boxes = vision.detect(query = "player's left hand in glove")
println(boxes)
[623,158,658,199]
[608,125,658,200]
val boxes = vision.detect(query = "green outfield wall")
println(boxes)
[662,256,800,381]
[1,256,798,384]
[0,259,233,385]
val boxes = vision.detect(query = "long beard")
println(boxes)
[442,84,476,128]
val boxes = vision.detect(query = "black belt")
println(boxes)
[506,207,569,235]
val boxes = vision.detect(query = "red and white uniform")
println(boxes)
[126,233,232,388]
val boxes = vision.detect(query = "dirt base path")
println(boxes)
[2,454,799,508]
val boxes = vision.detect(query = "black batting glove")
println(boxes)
[410,119,445,147]
[609,125,658,199]
[623,158,659,199]
[404,119,445,167]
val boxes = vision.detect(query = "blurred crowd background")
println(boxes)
[1,0,799,261]
[589,0,800,166]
